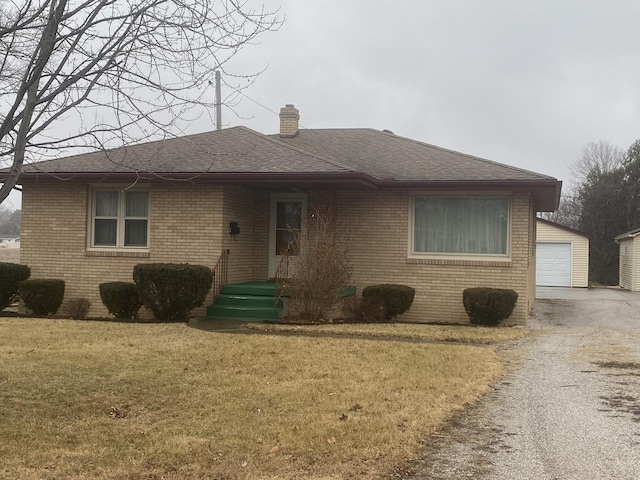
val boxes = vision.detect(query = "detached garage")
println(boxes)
[536,219,590,287]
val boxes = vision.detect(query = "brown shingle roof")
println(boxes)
[274,129,556,182]
[19,126,351,175]
[7,124,561,209]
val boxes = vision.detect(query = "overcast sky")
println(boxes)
[220,0,640,185]
[5,0,640,209]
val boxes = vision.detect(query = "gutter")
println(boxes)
[8,171,562,210]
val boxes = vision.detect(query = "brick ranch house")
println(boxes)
[3,105,561,324]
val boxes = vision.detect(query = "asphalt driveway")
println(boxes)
[401,287,640,479]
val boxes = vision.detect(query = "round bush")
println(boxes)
[133,263,213,322]
[462,287,518,326]
[0,262,30,311]
[19,279,65,315]
[362,284,416,321]
[99,282,142,320]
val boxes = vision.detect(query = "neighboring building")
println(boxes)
[536,219,589,288]
[615,228,640,291]
[1,105,561,324]
[0,236,20,249]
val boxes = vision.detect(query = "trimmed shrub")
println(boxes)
[63,298,91,320]
[0,262,30,311]
[362,284,415,321]
[462,287,518,326]
[133,263,213,322]
[19,279,65,315]
[99,282,142,320]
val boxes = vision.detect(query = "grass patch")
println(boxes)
[247,322,529,344]
[0,318,504,479]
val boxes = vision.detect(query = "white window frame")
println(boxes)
[408,193,511,260]
[88,187,150,250]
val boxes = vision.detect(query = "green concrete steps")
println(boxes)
[219,282,281,297]
[206,282,284,322]
[337,285,357,298]
[206,304,281,321]
[214,294,283,309]
[205,282,357,322]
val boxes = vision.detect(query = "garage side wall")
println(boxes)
[536,221,589,287]
[634,237,640,291]
[619,238,634,290]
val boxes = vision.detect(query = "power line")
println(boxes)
[237,91,306,129]
[237,91,280,117]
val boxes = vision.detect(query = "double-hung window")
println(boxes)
[91,189,149,248]
[412,196,509,256]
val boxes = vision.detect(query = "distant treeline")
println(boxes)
[0,207,20,236]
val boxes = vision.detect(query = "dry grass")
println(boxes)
[247,322,530,344]
[0,317,504,479]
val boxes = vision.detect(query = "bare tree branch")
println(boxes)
[0,0,282,203]
[570,140,625,187]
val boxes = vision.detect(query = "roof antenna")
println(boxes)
[215,70,222,130]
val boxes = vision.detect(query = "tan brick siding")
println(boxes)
[221,186,269,282]
[335,190,535,325]
[21,182,223,319]
[21,183,536,325]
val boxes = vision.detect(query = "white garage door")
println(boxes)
[536,243,572,287]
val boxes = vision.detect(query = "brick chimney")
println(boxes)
[279,104,299,138]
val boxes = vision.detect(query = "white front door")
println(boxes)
[268,193,307,278]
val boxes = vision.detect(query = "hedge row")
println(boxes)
[0,262,212,322]
[2,261,518,326]
[99,263,213,321]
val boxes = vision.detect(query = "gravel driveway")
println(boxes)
[399,287,640,479]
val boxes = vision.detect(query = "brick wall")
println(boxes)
[21,182,536,324]
[21,182,223,319]
[221,186,269,282]
[336,190,535,325]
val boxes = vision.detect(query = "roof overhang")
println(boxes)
[10,171,562,210]
[615,228,640,242]
[10,171,384,189]
[378,178,562,212]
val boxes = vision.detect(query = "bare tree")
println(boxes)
[571,140,625,185]
[0,0,281,203]
[278,206,353,323]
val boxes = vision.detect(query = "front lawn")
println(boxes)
[0,318,507,479]
[247,321,529,344]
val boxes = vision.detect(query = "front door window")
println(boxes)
[275,201,302,255]
[269,193,307,277]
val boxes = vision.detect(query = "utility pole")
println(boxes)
[215,70,222,130]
